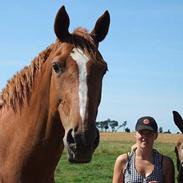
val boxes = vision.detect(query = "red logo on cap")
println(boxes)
[143,119,150,125]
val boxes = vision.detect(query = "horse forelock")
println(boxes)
[0,44,54,110]
[73,28,95,45]
[71,28,101,60]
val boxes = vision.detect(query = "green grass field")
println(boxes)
[55,132,179,183]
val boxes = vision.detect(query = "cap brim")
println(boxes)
[136,125,156,132]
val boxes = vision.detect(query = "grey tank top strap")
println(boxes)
[124,149,163,183]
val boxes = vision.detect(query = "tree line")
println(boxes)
[96,119,130,132]
[96,119,173,133]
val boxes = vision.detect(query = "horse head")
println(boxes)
[172,111,183,182]
[48,6,110,163]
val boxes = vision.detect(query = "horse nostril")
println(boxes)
[67,129,77,154]
[67,129,75,144]
[67,128,99,149]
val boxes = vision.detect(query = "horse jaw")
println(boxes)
[60,124,99,163]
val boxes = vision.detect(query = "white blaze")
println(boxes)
[70,48,89,122]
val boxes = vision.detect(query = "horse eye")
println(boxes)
[52,63,62,73]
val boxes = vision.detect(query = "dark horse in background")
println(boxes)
[0,6,110,183]
[172,111,183,183]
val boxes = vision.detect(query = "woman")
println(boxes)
[112,116,175,183]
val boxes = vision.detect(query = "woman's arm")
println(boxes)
[162,156,175,183]
[112,154,127,183]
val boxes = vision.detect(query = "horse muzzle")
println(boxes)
[66,128,99,163]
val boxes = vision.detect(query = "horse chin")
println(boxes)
[67,147,93,163]
[66,142,97,163]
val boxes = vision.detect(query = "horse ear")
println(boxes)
[54,6,71,42]
[173,111,183,133]
[91,10,110,43]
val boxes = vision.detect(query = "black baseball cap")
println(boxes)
[135,116,158,133]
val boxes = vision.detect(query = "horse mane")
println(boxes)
[0,44,54,110]
[0,28,102,110]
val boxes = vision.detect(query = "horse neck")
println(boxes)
[0,64,64,181]
[30,64,51,117]
[27,63,57,130]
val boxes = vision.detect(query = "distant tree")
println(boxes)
[96,121,103,131]
[164,129,171,134]
[125,127,130,133]
[159,127,163,133]
[122,121,127,131]
[96,121,108,132]
[103,119,110,132]
[96,121,101,129]
[115,120,127,132]
[108,120,118,132]
[96,119,112,132]
[167,129,171,134]
[97,119,130,132]
[104,125,109,132]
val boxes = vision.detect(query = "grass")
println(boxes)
[55,132,179,182]
[55,152,114,183]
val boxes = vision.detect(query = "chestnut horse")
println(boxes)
[0,6,110,183]
[172,111,183,183]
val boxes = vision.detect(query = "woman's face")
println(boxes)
[135,130,158,149]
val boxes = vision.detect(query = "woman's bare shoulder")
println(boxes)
[115,154,128,166]
[113,154,129,183]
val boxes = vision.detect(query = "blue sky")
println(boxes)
[0,1,183,133]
